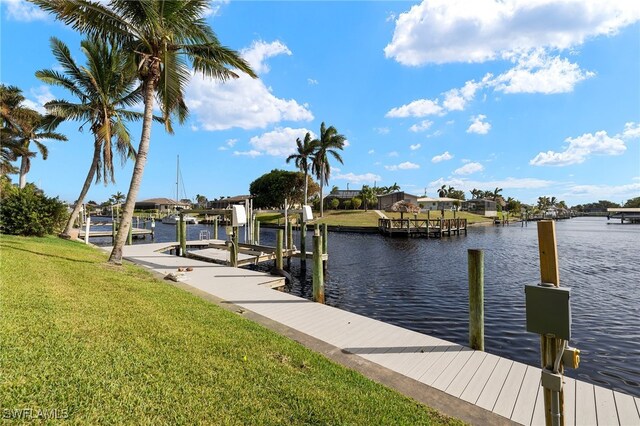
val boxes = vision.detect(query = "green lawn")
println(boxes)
[0,235,462,425]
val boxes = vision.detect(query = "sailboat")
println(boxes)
[161,155,198,225]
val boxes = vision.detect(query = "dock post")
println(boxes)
[300,214,306,270]
[468,249,485,351]
[112,219,117,242]
[213,217,219,240]
[276,229,283,270]
[179,213,186,257]
[322,223,328,271]
[230,226,239,267]
[287,221,293,249]
[127,220,133,245]
[84,215,91,244]
[175,217,180,243]
[150,218,155,239]
[314,223,319,236]
[254,219,260,245]
[537,221,565,426]
[313,234,324,303]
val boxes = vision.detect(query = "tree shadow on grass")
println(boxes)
[0,243,96,264]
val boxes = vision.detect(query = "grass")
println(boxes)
[257,209,493,227]
[0,235,463,425]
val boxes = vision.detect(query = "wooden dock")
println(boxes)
[79,227,153,239]
[607,208,640,224]
[378,218,468,238]
[103,242,640,425]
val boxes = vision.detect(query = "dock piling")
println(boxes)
[84,216,91,245]
[254,219,260,245]
[300,214,306,270]
[313,234,324,303]
[127,221,133,246]
[213,217,219,240]
[276,229,283,270]
[468,249,485,351]
[322,223,328,271]
[179,214,186,257]
[230,226,239,267]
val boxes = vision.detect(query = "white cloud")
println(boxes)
[426,130,443,138]
[368,149,375,154]
[618,122,640,140]
[410,144,421,151]
[3,0,48,21]
[388,151,399,157]
[443,80,482,110]
[333,172,382,184]
[203,0,230,17]
[467,114,491,134]
[453,162,484,175]
[375,127,390,134]
[385,161,420,171]
[432,151,453,163]
[21,86,54,114]
[490,50,594,94]
[385,99,443,118]
[241,40,291,74]
[233,150,262,158]
[307,78,319,85]
[427,177,553,194]
[567,182,640,199]
[226,138,238,147]
[384,0,640,66]
[530,130,626,166]
[186,40,313,131]
[248,127,316,157]
[409,120,433,132]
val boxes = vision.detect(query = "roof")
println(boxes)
[377,191,419,198]
[465,198,497,203]
[418,197,459,202]
[137,198,188,205]
[213,195,252,202]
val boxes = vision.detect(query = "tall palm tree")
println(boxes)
[311,122,346,217]
[286,132,316,205]
[37,37,143,238]
[34,0,257,264]
[438,184,448,198]
[492,187,503,200]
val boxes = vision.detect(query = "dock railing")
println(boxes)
[378,218,467,237]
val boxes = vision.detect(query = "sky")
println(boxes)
[1,0,639,207]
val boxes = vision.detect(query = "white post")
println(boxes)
[84,215,91,244]
[284,198,288,251]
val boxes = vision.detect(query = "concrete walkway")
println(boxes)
[105,241,640,426]
[374,209,388,219]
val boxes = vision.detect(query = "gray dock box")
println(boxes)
[525,285,571,340]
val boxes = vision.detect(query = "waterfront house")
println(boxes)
[135,197,190,213]
[325,189,364,208]
[417,197,460,211]
[463,198,498,217]
[207,195,252,209]
[377,191,419,210]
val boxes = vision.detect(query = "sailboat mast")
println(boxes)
[176,155,179,205]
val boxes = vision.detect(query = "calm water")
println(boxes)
[95,217,640,396]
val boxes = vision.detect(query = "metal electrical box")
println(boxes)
[525,285,571,340]
[302,205,313,222]
[231,205,246,226]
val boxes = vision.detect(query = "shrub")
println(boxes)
[330,198,340,209]
[343,200,352,210]
[0,184,68,236]
[351,197,362,210]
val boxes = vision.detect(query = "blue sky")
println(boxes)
[1,0,639,206]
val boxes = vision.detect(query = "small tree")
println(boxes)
[0,183,67,236]
[330,198,340,210]
[343,200,352,210]
[351,197,362,210]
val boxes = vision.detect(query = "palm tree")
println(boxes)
[470,188,481,199]
[12,108,67,188]
[388,182,400,192]
[195,194,208,209]
[360,185,377,211]
[37,37,143,238]
[34,0,257,264]
[438,184,448,198]
[285,132,316,205]
[492,187,503,200]
[311,122,346,217]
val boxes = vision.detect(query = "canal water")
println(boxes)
[96,217,640,396]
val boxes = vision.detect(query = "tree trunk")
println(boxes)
[319,169,324,218]
[109,77,155,264]
[60,140,100,239]
[303,170,308,205]
[18,155,28,189]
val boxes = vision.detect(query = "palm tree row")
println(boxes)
[34,0,257,264]
[286,122,346,217]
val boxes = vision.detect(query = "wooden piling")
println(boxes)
[468,249,485,351]
[213,217,219,240]
[300,214,306,269]
[127,221,133,245]
[537,220,564,426]
[84,216,91,244]
[313,234,324,303]
[230,226,239,267]
[254,219,260,245]
[287,221,293,249]
[276,229,284,270]
[322,223,328,270]
[179,214,186,257]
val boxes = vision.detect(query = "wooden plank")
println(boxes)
[492,361,527,418]
[563,377,576,426]
[432,348,475,391]
[575,380,597,426]
[405,344,458,381]
[511,366,540,425]
[594,386,619,426]
[614,391,640,426]
[459,352,500,402]
[418,346,466,386]
[446,350,488,397]
[531,382,545,426]
[476,357,513,410]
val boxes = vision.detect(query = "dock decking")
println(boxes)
[378,218,468,238]
[105,242,640,425]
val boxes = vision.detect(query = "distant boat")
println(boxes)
[162,214,198,225]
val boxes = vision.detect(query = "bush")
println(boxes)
[343,200,352,210]
[0,184,68,236]
[351,197,362,210]
[330,198,340,209]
